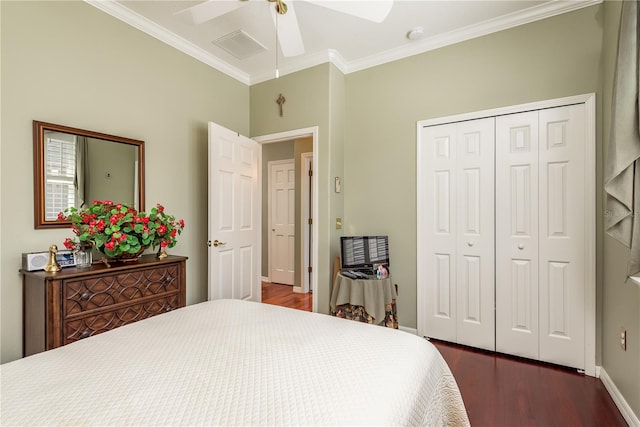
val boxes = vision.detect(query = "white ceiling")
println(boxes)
[87,0,599,85]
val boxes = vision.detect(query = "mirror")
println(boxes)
[33,120,145,229]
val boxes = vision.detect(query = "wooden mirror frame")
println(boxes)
[33,120,145,229]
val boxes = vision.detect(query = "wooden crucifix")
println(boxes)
[276,93,286,117]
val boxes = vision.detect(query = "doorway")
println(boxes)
[254,127,318,313]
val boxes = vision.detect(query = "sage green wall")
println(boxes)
[261,140,295,277]
[86,139,137,206]
[0,0,249,363]
[345,6,603,331]
[601,0,640,417]
[250,64,336,313]
[329,65,346,278]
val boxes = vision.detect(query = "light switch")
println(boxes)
[336,218,342,229]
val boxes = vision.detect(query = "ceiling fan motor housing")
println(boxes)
[268,0,288,15]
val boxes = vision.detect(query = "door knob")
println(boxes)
[213,240,227,247]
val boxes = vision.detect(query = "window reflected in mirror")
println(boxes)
[44,131,77,219]
[34,121,145,229]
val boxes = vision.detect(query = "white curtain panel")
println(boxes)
[74,136,88,208]
[604,0,640,276]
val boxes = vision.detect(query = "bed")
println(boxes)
[1,299,469,426]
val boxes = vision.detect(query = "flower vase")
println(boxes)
[75,246,92,268]
[157,246,168,259]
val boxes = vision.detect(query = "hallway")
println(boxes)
[261,281,312,312]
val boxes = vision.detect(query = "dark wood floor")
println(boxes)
[261,281,312,311]
[433,340,627,427]
[262,281,627,426]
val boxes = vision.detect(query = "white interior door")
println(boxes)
[455,118,495,351]
[269,160,295,285]
[495,111,540,360]
[208,122,260,301]
[420,122,458,342]
[538,104,585,370]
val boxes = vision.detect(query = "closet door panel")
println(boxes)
[496,111,539,360]
[419,123,457,341]
[538,105,585,370]
[456,118,495,351]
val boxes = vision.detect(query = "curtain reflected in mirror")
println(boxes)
[34,121,145,229]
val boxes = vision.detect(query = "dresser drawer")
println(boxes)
[64,293,180,344]
[64,264,181,317]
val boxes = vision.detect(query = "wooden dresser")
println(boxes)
[22,254,187,357]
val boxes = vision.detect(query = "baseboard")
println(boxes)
[261,276,269,283]
[399,326,418,335]
[599,367,640,427]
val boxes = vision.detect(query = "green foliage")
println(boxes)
[59,200,185,259]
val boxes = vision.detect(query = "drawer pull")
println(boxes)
[80,292,91,301]
[165,275,174,283]
[165,306,172,312]
[79,330,90,339]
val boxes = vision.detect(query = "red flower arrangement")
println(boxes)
[59,200,184,259]
[150,203,186,250]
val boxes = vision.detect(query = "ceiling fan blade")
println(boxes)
[303,0,393,23]
[270,1,305,57]
[175,1,244,25]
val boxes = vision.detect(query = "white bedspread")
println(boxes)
[1,299,469,426]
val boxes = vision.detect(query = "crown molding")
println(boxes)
[249,48,348,85]
[86,0,601,85]
[84,0,251,85]
[345,0,602,74]
[327,49,349,75]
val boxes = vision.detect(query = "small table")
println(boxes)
[330,273,398,328]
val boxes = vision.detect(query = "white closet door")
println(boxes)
[495,111,539,360]
[455,118,495,351]
[419,96,593,372]
[538,104,585,370]
[419,119,495,349]
[420,123,458,342]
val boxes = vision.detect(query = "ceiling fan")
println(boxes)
[176,0,394,58]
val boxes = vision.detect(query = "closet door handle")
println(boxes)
[517,244,524,250]
[467,241,474,247]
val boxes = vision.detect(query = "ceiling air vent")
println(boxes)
[213,30,267,60]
